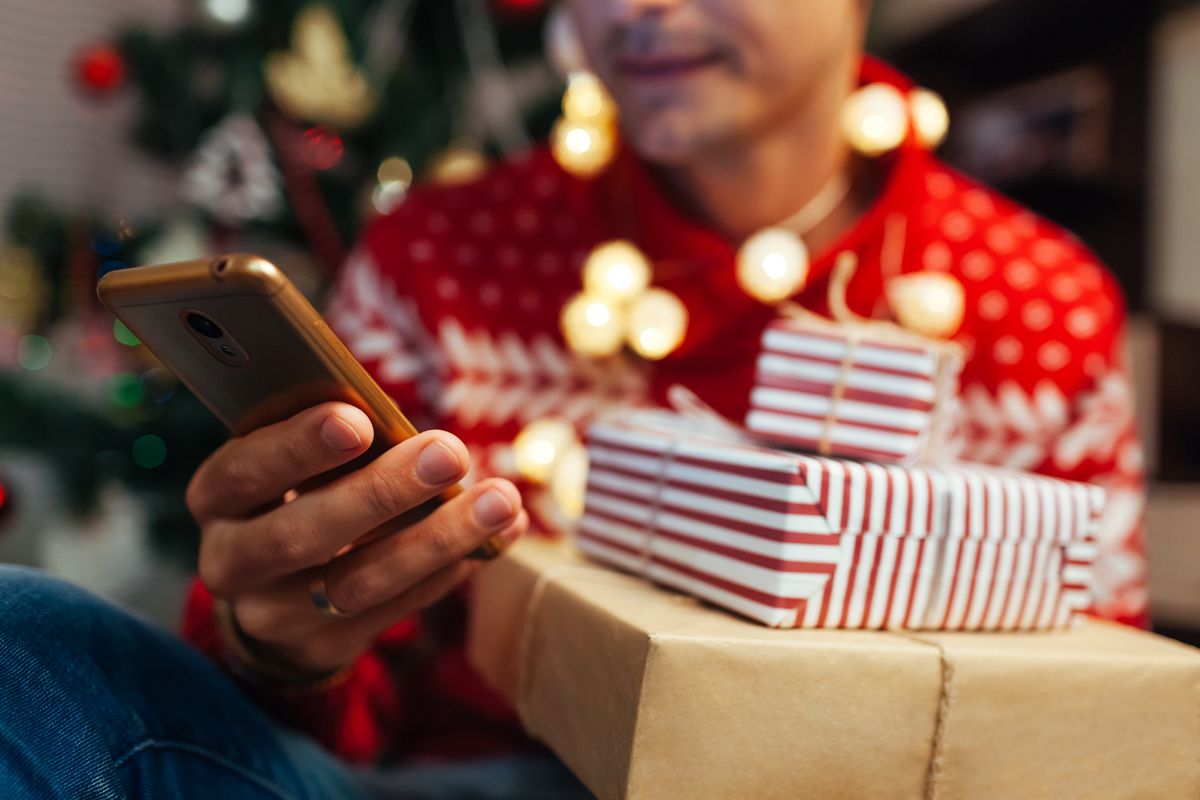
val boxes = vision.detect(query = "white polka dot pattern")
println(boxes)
[1049,274,1083,303]
[922,242,951,270]
[1003,258,1038,291]
[436,275,460,300]
[1065,307,1098,339]
[979,290,1008,320]
[993,335,1023,364]
[1037,341,1070,371]
[985,225,1018,254]
[1021,300,1053,332]
[961,250,994,281]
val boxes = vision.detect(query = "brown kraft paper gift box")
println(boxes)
[467,539,1200,800]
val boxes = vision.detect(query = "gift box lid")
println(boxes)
[587,411,1104,546]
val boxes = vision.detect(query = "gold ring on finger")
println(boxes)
[309,571,353,618]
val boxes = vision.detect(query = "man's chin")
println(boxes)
[622,118,723,166]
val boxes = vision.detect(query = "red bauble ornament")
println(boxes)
[298,126,344,171]
[74,44,125,95]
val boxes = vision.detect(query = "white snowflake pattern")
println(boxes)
[955,369,1137,475]
[436,318,647,430]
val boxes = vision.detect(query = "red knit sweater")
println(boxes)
[182,58,1146,764]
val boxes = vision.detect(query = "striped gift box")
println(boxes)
[745,317,962,463]
[577,412,1102,630]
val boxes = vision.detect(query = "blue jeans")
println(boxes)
[0,566,590,799]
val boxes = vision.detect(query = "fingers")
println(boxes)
[220,480,525,673]
[231,559,485,674]
[187,402,374,523]
[198,430,470,595]
[345,559,483,644]
[322,480,526,615]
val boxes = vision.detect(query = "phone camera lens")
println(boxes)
[186,312,223,339]
[219,344,237,357]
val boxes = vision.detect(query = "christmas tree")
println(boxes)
[0,0,564,562]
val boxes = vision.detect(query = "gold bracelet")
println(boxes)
[212,598,354,693]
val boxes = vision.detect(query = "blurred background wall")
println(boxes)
[0,0,1197,636]
[876,0,1200,638]
[0,0,183,218]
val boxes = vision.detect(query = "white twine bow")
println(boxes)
[776,251,963,458]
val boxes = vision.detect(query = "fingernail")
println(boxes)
[473,488,515,528]
[321,415,362,451]
[416,441,462,485]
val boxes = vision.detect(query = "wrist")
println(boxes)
[213,598,355,693]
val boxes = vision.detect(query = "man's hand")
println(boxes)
[186,402,526,674]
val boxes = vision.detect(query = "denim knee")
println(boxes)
[0,564,138,656]
[0,566,364,799]
[0,564,90,628]
[0,565,155,797]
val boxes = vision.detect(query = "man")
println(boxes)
[0,1,1144,797]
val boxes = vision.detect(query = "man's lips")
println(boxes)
[614,51,724,79]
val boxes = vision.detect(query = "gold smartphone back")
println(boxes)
[97,253,417,439]
[95,253,504,556]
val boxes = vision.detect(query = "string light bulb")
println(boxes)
[627,288,688,360]
[562,72,615,125]
[909,88,949,149]
[550,442,589,520]
[841,82,909,157]
[551,117,615,179]
[560,291,626,357]
[513,417,578,485]
[736,227,810,303]
[887,271,965,338]
[583,240,651,302]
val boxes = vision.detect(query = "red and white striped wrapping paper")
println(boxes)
[745,317,962,463]
[577,412,1102,630]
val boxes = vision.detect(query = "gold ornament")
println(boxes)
[264,5,376,130]
[583,240,651,302]
[551,116,615,179]
[841,82,908,157]
[562,72,616,126]
[513,417,578,485]
[0,246,47,331]
[549,442,589,520]
[372,156,413,214]
[627,288,688,360]
[887,271,965,338]
[909,88,949,149]
[426,143,488,185]
[560,291,626,357]
[377,156,413,187]
[736,227,810,303]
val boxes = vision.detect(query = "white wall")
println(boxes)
[1151,5,1200,324]
[0,0,184,227]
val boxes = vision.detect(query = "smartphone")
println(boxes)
[97,253,499,558]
